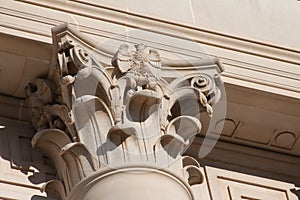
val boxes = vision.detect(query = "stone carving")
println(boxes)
[212,117,300,152]
[26,24,224,200]
[110,43,163,125]
[112,43,161,83]
[61,45,92,85]
[272,131,298,149]
[25,79,54,131]
[25,78,76,140]
[191,74,220,116]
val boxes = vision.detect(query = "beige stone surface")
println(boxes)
[198,83,300,156]
[0,1,299,199]
[0,33,51,98]
[0,117,54,199]
[206,166,297,200]
[81,0,300,49]
[0,0,300,98]
[21,24,223,199]
[187,136,300,189]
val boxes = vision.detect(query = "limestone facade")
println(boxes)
[0,1,300,200]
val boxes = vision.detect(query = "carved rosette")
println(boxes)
[26,24,224,200]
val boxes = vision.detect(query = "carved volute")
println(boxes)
[26,24,224,200]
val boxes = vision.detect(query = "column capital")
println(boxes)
[26,23,224,200]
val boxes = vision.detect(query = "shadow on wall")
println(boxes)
[0,119,57,199]
[31,195,58,200]
[291,189,300,200]
[186,136,300,198]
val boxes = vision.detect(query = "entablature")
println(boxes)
[1,0,300,99]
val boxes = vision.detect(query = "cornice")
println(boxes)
[198,83,300,158]
[7,0,300,64]
[0,0,299,99]
[187,136,300,187]
[50,23,225,72]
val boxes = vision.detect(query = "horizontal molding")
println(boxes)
[222,76,300,99]
[2,0,300,66]
[70,0,300,54]
[0,95,30,121]
[0,0,300,98]
[222,66,300,94]
[223,71,300,93]
[189,137,300,185]
[0,179,41,191]
[11,0,300,65]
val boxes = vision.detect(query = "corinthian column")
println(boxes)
[26,24,224,200]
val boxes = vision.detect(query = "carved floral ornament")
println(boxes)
[26,24,224,200]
